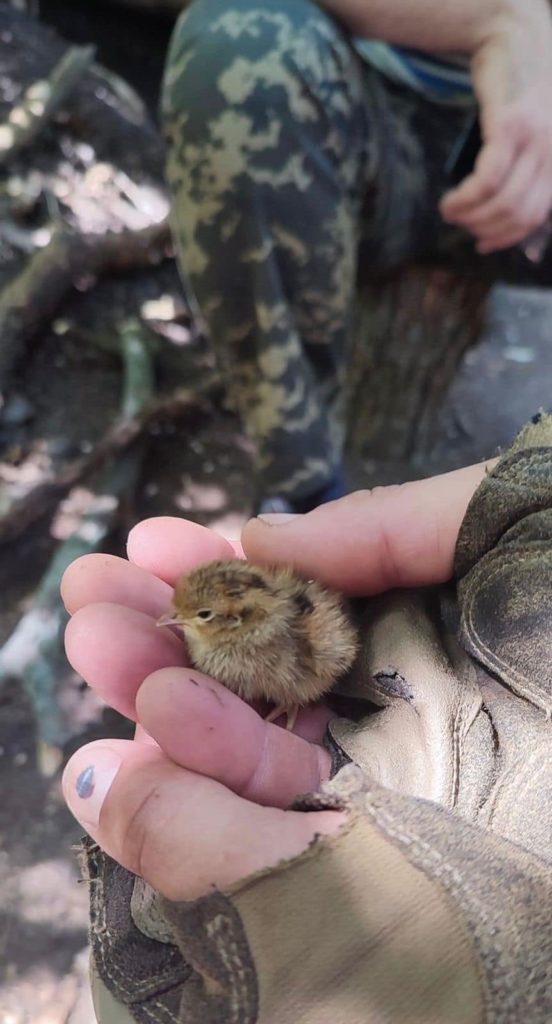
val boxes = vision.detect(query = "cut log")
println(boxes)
[346,265,492,465]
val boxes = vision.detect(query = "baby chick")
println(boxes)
[157,559,358,730]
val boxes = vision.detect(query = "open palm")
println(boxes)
[61,516,340,900]
[61,460,489,900]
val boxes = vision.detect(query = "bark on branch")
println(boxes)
[0,320,158,759]
[0,217,171,398]
[0,374,222,545]
[0,45,95,167]
[347,266,491,465]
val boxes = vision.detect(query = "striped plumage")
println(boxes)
[158,560,358,729]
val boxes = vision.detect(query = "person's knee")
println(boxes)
[162,0,349,133]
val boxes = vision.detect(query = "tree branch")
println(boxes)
[0,216,171,398]
[0,374,222,545]
[0,45,96,167]
[0,317,158,761]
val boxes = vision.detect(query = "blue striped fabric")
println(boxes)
[354,40,475,105]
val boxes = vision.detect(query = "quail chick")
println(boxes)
[157,559,358,730]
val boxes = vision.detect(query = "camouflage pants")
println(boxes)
[161,0,544,500]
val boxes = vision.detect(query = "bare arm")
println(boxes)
[318,0,552,256]
[316,0,515,51]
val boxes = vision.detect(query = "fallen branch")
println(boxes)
[0,453,144,765]
[0,45,95,168]
[0,374,222,545]
[0,216,171,397]
[0,320,156,761]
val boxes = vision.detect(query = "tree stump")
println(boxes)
[346,265,491,465]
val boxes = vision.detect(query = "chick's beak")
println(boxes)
[156,610,182,628]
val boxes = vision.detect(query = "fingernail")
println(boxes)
[257,513,299,525]
[63,744,122,829]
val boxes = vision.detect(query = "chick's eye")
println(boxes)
[197,609,215,621]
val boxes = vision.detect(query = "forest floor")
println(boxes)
[1,3,552,1022]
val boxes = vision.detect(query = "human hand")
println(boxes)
[61,461,492,901]
[440,0,552,254]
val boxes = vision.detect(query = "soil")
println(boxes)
[1,4,552,1022]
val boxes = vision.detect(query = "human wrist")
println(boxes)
[472,0,552,57]
[468,0,552,123]
[316,0,538,54]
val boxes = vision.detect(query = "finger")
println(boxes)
[62,521,237,617]
[441,136,516,220]
[243,461,495,595]
[61,553,172,618]
[62,739,345,900]
[477,221,548,254]
[136,668,331,808]
[127,517,235,585]
[476,183,552,251]
[456,148,546,238]
[459,161,539,233]
[65,603,187,719]
[476,178,552,252]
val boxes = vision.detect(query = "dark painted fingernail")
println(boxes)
[76,765,95,799]
[63,745,123,829]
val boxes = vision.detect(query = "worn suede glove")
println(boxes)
[66,416,552,1024]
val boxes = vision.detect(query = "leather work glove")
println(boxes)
[65,415,552,1024]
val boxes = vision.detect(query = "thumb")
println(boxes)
[242,463,493,595]
[62,740,343,901]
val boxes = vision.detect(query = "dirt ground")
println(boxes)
[1,4,552,1022]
